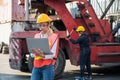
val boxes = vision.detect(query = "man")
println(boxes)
[30,13,59,80]
[67,26,92,80]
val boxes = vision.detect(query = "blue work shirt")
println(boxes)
[69,32,90,48]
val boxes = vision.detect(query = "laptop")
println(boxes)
[26,38,51,54]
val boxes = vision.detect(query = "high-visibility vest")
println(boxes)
[33,32,59,68]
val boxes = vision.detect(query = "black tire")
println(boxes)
[28,54,34,72]
[0,42,4,53]
[55,49,66,79]
[20,54,29,72]
[0,44,2,53]
[27,49,66,79]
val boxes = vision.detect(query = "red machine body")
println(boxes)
[2,0,120,78]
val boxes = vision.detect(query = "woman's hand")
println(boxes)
[38,49,45,58]
[32,48,39,54]
[32,48,45,58]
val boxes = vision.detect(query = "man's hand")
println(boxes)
[66,27,76,39]
[66,35,70,38]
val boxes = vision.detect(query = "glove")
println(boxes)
[66,35,71,38]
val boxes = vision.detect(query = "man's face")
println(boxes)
[78,31,83,36]
[39,22,49,33]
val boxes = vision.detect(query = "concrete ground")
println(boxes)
[0,54,120,80]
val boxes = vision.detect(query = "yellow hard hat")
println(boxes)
[76,26,85,32]
[36,13,52,23]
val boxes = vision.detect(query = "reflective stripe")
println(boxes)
[35,56,42,60]
[51,38,59,57]
[44,38,59,59]
[49,42,51,46]
[48,33,58,49]
[51,38,59,65]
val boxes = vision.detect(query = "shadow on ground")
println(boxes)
[0,73,30,80]
[57,65,120,80]
[0,65,120,80]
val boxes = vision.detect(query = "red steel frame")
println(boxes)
[45,0,120,65]
[8,0,120,67]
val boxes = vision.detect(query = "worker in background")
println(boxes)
[30,13,59,80]
[67,26,92,80]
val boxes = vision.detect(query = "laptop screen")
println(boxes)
[26,38,51,54]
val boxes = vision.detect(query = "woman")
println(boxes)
[30,13,59,80]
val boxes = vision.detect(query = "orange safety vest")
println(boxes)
[33,32,59,68]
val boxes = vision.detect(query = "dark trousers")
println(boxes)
[79,47,92,77]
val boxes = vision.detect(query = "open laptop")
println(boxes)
[26,38,51,54]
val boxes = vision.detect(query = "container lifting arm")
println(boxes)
[100,0,115,19]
